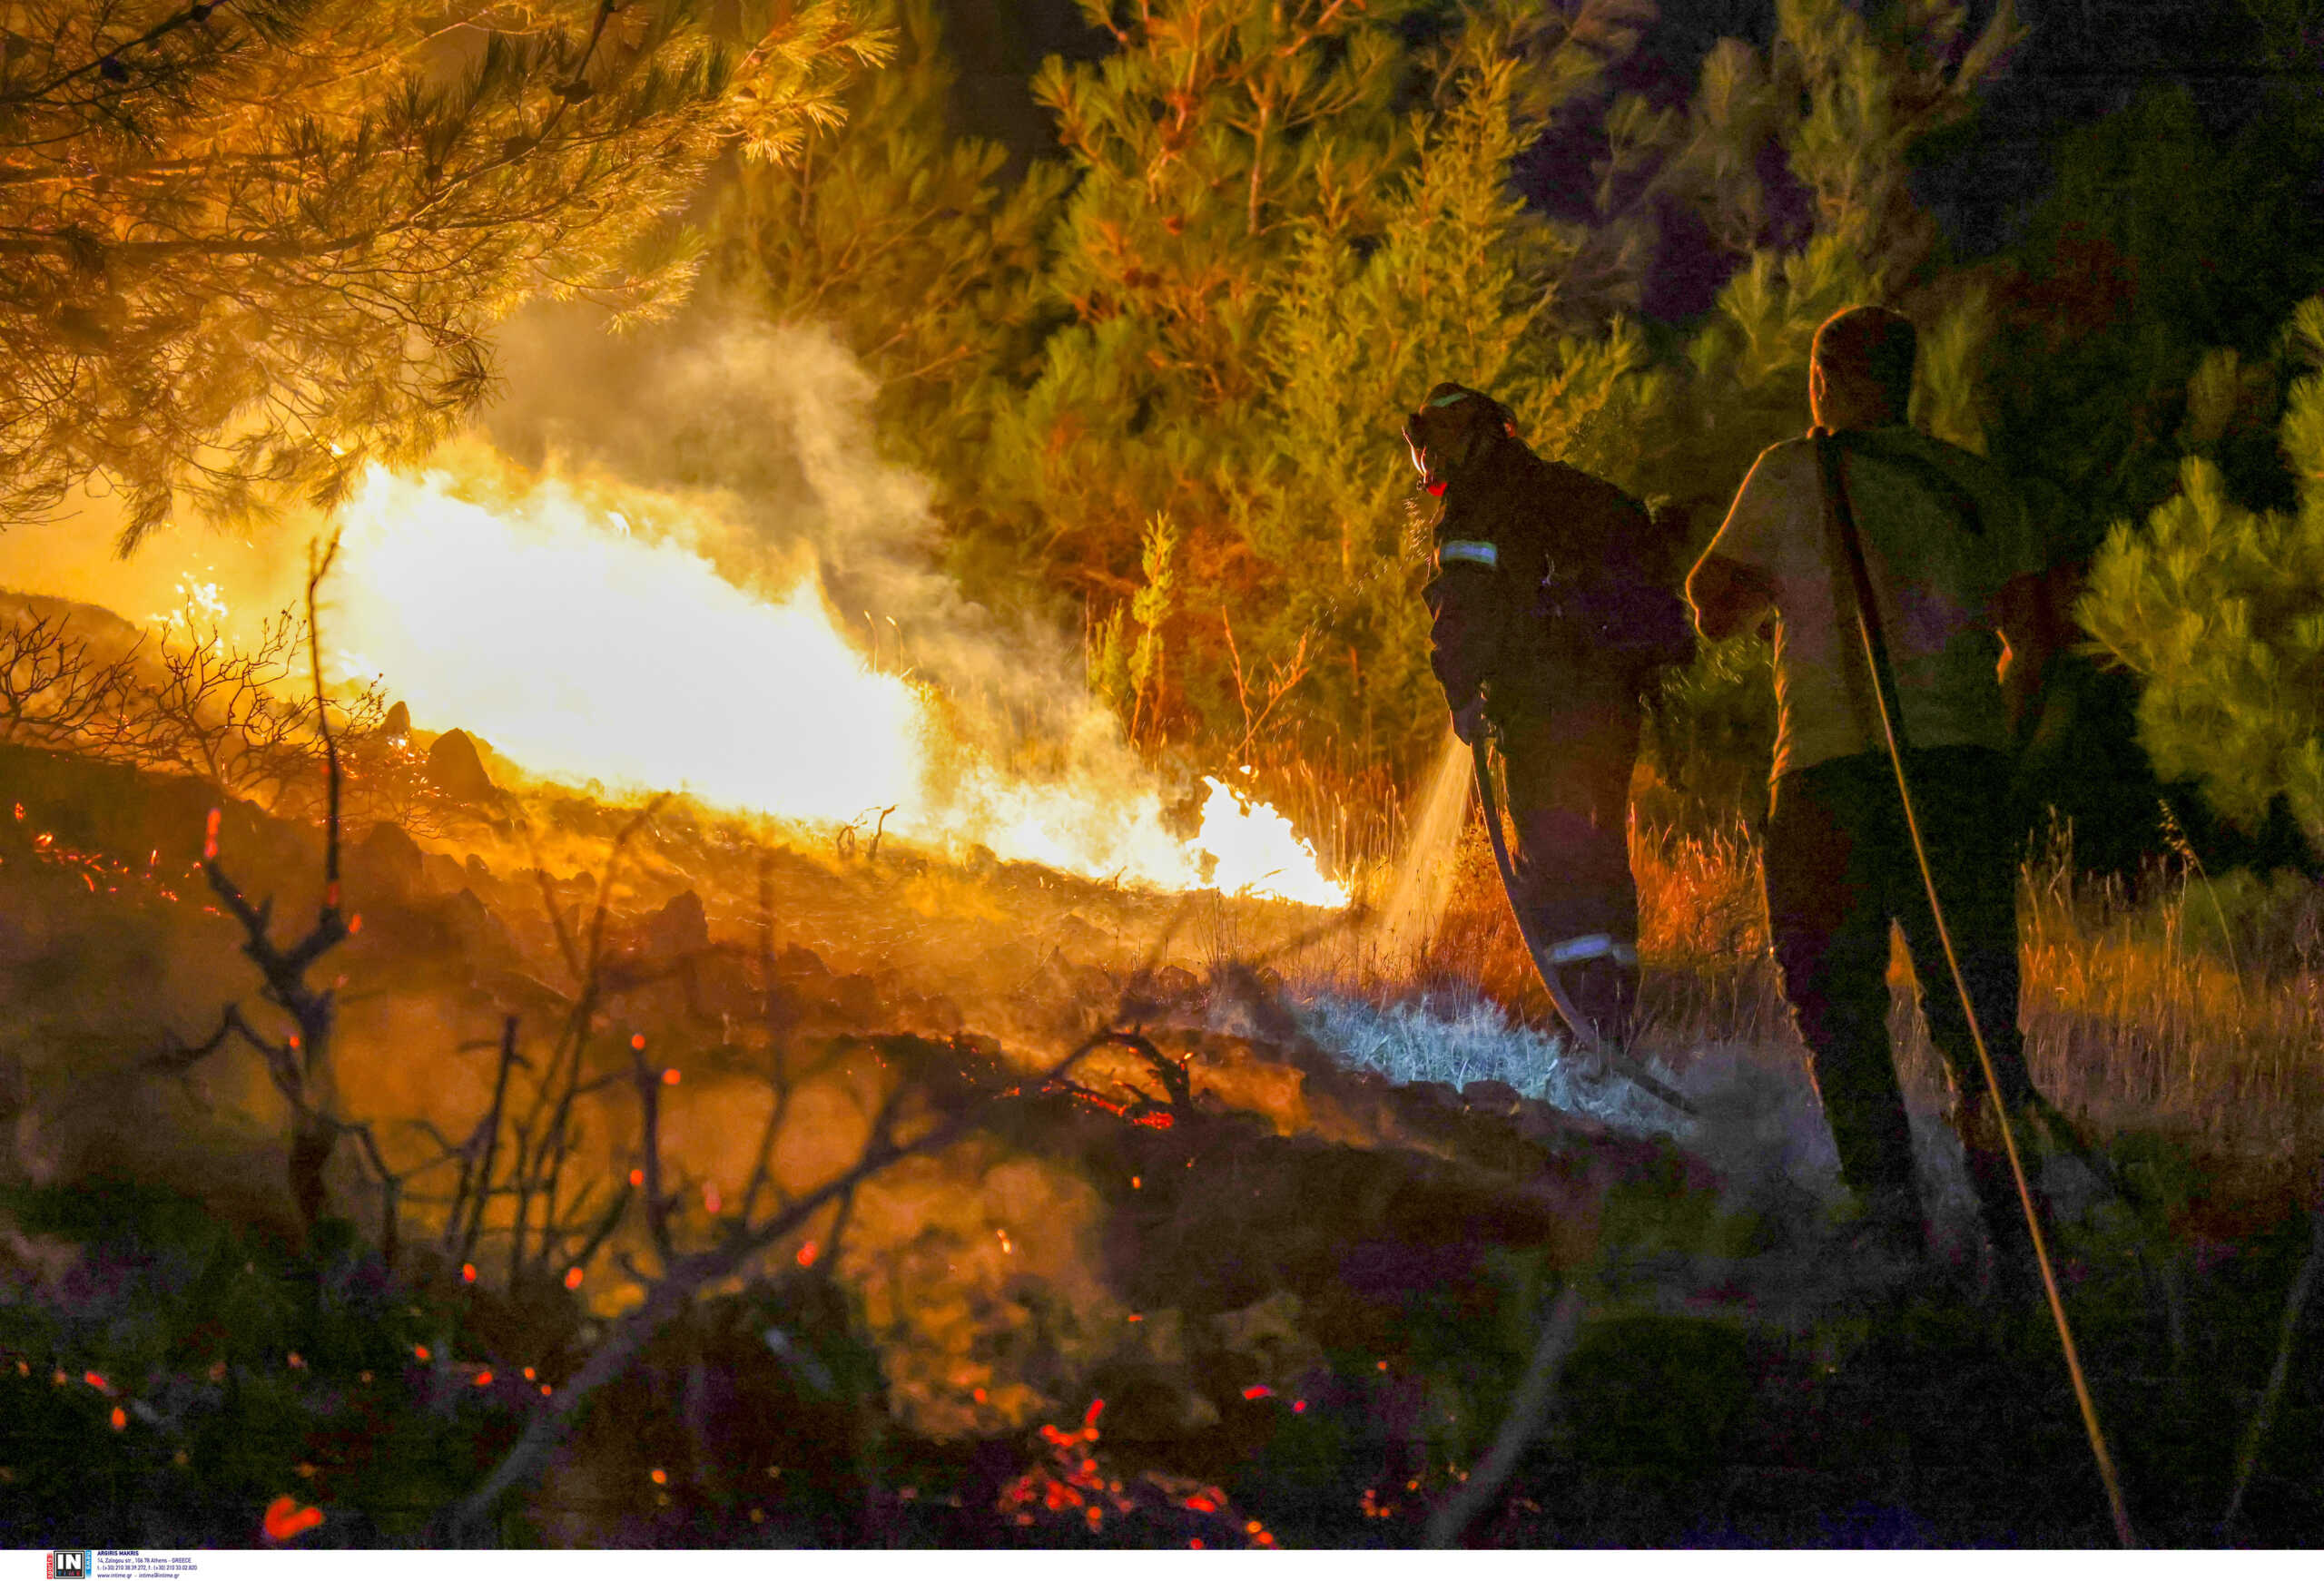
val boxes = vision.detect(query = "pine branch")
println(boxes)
[0,2,236,111]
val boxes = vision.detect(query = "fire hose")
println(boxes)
[1814,426,2136,1547]
[1468,728,1695,1119]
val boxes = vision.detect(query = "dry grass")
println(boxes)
[1301,741,2324,1165]
[1621,798,2324,1160]
[2014,842,2324,1153]
[1630,812,1789,1053]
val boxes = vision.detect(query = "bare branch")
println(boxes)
[440,1027,1118,1540]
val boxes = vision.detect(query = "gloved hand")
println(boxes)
[1450,694,1491,745]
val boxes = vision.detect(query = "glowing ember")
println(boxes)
[322,463,1346,905]
[261,1496,325,1543]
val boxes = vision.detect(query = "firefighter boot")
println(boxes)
[1836,1184,1932,1300]
[1558,954,1639,1050]
[1962,1105,2058,1311]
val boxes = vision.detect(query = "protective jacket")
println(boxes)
[1423,440,1693,721]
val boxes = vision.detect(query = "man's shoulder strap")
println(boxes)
[1835,429,1986,538]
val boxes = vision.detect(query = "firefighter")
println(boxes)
[1685,304,2064,1281]
[1404,381,1693,1046]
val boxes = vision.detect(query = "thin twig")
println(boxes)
[1424,1282,1587,1547]
[633,1027,676,1265]
[2221,1162,2324,1536]
[170,535,354,1235]
[454,1018,522,1265]
[439,1031,1114,1541]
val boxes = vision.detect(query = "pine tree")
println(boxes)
[1631,0,2022,513]
[1984,81,2324,572]
[1935,13,2324,871]
[0,0,888,546]
[1234,1,1659,775]
[979,0,1704,775]
[2077,298,2324,861]
[709,0,1065,572]
[982,0,1416,633]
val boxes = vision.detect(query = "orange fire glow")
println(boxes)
[320,462,1345,907]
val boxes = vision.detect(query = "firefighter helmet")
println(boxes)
[1403,382,1517,496]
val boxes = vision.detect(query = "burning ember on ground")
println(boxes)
[320,462,1345,907]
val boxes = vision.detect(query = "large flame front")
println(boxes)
[329,465,1345,908]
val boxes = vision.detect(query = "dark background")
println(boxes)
[934,0,2313,309]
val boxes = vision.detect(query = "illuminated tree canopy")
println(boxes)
[0,0,888,545]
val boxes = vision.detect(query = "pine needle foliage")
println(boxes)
[2077,299,2324,861]
[0,0,890,547]
[1939,19,2324,875]
[991,0,1417,602]
[1984,80,2324,570]
[709,0,1066,537]
[961,0,1433,768]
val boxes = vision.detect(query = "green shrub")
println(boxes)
[1640,631,1777,833]
[2077,300,2324,863]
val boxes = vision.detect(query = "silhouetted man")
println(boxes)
[1687,305,2063,1283]
[1406,382,1691,1046]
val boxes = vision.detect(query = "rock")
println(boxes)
[466,853,494,885]
[1462,1079,1523,1116]
[444,887,520,969]
[350,820,424,899]
[1405,1080,1462,1113]
[773,943,832,988]
[644,889,710,957]
[1512,1098,1613,1147]
[910,995,965,1036]
[425,729,497,804]
[378,700,411,739]
[834,972,880,1026]
[1121,963,1201,1016]
[1154,964,1200,998]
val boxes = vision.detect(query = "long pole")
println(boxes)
[1815,428,2136,1548]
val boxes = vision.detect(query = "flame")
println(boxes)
[324,463,1346,906]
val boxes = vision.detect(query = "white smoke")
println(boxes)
[482,305,1128,772]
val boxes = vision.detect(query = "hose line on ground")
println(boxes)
[1814,427,2137,1549]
